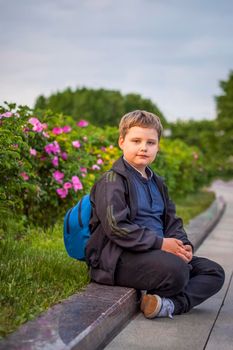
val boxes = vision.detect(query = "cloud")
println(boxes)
[0,0,233,120]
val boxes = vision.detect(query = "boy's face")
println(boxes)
[118,126,159,172]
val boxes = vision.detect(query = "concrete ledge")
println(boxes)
[186,195,226,249]
[0,284,138,350]
[0,196,226,350]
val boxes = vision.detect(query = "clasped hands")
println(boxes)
[161,238,193,263]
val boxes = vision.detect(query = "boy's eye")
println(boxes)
[148,141,156,145]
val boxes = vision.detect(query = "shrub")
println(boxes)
[0,102,208,237]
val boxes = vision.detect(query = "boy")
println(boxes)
[86,110,225,318]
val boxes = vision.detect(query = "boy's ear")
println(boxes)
[118,136,124,150]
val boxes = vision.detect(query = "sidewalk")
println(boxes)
[105,180,233,350]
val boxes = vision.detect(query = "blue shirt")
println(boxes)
[124,160,164,238]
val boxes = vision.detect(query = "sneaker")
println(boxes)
[140,294,174,319]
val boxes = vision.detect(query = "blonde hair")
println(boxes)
[119,110,163,140]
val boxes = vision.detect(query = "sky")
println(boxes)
[1,0,233,122]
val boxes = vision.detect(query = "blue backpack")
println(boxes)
[63,194,92,261]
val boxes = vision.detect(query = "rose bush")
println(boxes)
[0,103,209,237]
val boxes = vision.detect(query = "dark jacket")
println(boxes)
[86,156,192,285]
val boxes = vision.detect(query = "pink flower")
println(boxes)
[80,167,87,173]
[72,176,83,191]
[44,144,53,154]
[72,140,81,148]
[42,131,50,138]
[42,123,48,130]
[53,141,61,153]
[97,158,103,165]
[109,145,113,149]
[33,124,44,132]
[53,170,64,184]
[28,117,45,132]
[1,112,13,118]
[52,127,63,135]
[56,188,68,199]
[92,164,100,170]
[63,125,72,133]
[20,172,29,181]
[12,144,19,149]
[77,120,89,127]
[52,156,59,167]
[44,141,61,154]
[30,148,37,156]
[63,182,73,189]
[28,117,40,125]
[193,152,199,160]
[83,136,88,142]
[101,146,106,152]
[61,152,68,160]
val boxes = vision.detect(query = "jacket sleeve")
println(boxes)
[91,171,163,251]
[163,183,193,249]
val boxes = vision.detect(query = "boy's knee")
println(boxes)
[170,263,190,293]
[213,262,225,290]
[163,260,190,294]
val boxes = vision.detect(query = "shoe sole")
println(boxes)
[140,294,162,319]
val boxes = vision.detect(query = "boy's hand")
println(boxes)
[161,238,192,263]
[183,244,193,262]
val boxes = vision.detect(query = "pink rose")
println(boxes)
[72,176,83,191]
[61,152,68,161]
[80,167,87,173]
[77,120,89,127]
[72,140,81,148]
[42,131,50,138]
[20,172,29,181]
[1,112,13,118]
[56,188,68,199]
[44,141,61,154]
[28,117,46,132]
[53,170,64,184]
[52,127,63,135]
[97,158,103,165]
[30,148,37,156]
[63,125,72,133]
[63,182,73,189]
[52,156,59,167]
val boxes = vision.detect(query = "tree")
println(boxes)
[215,71,233,158]
[34,87,167,127]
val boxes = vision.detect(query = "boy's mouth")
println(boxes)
[137,154,149,158]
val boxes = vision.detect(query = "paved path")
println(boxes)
[105,180,233,350]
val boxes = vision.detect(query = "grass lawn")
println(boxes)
[0,189,215,338]
[175,189,215,225]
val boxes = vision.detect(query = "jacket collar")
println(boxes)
[111,156,166,211]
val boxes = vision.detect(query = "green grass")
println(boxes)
[0,189,215,338]
[175,189,216,225]
[0,224,89,338]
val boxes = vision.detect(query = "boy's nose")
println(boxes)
[140,144,147,151]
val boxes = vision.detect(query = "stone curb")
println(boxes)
[186,195,226,249]
[0,196,226,350]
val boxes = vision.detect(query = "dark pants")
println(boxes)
[115,250,225,314]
